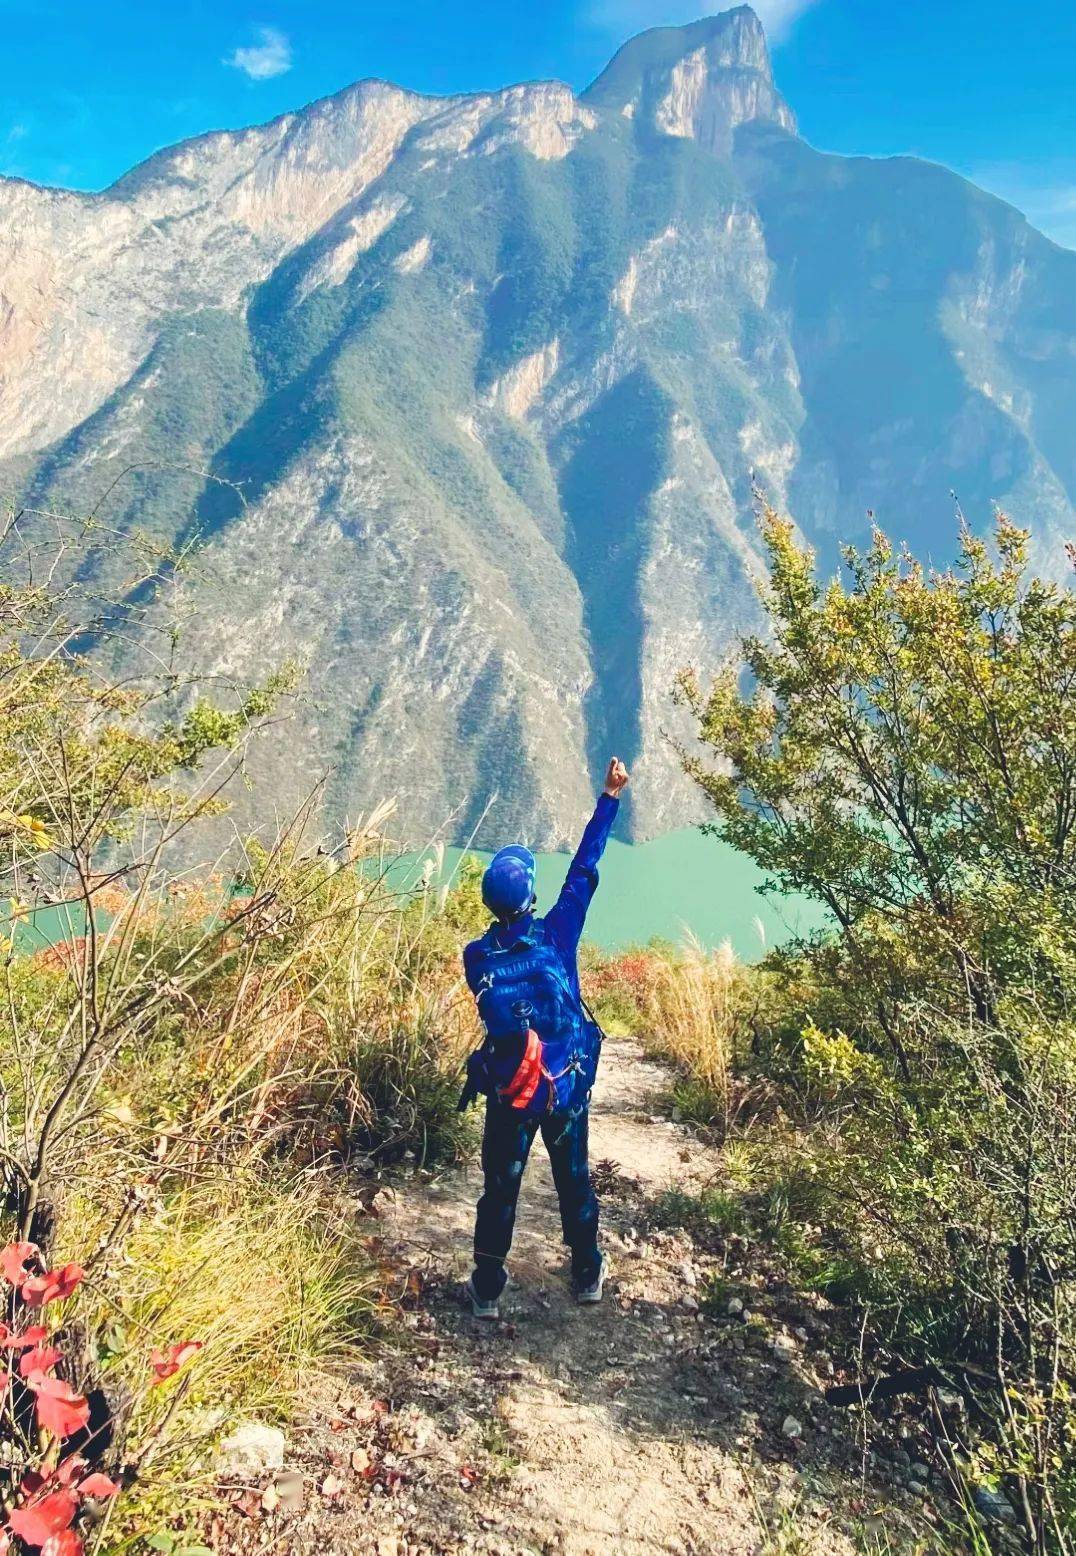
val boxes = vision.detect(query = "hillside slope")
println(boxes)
[3,7,1075,847]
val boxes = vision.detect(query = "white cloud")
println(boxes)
[587,0,819,44]
[226,25,293,81]
[6,123,28,143]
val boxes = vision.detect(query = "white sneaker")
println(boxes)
[465,1274,501,1320]
[575,1254,607,1305]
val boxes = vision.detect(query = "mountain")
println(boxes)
[3,7,1076,849]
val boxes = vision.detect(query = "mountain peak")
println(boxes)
[584,7,794,149]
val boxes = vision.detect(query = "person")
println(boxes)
[460,756,630,1319]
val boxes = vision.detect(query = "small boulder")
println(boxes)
[781,1415,803,1440]
[369,1186,396,1218]
[219,1421,287,1479]
[973,1486,1017,1524]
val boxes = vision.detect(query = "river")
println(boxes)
[435,826,826,959]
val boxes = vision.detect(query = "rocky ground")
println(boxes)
[206,1039,958,1555]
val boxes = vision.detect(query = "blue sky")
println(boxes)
[3,0,1076,247]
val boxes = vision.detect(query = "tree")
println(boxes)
[678,508,1076,1551]
[677,508,1076,1062]
[0,503,295,1239]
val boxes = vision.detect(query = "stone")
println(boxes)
[972,1486,1017,1524]
[681,1295,699,1313]
[678,1261,698,1288]
[772,1333,797,1361]
[370,1187,397,1218]
[219,1421,287,1479]
[726,1297,744,1316]
[781,1415,803,1440]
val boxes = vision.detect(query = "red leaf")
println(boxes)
[28,1375,91,1439]
[42,1535,84,1556]
[8,1488,78,1544]
[77,1473,119,1499]
[53,1458,88,1489]
[0,1325,49,1351]
[21,1264,84,1308]
[19,1346,63,1379]
[149,1339,202,1384]
[0,1242,38,1286]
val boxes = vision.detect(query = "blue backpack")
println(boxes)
[460,921,601,1118]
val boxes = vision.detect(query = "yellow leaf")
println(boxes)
[14,814,51,850]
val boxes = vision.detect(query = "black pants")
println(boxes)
[471,1098,599,1301]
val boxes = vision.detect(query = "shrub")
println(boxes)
[678,507,1076,1550]
[0,509,484,1550]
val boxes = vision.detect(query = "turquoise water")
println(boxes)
[14,831,827,963]
[433,827,827,960]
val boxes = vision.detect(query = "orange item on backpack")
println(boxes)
[499,1028,545,1111]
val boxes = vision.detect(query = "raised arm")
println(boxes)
[544,758,629,955]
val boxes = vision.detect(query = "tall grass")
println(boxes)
[74,1166,376,1538]
[1,825,487,1550]
[644,936,741,1127]
[589,936,752,1132]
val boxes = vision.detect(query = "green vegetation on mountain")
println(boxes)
[5,7,1076,848]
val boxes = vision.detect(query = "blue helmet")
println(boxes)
[482,844,536,920]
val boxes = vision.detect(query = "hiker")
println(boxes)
[459,756,630,1318]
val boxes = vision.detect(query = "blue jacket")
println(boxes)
[464,793,620,1004]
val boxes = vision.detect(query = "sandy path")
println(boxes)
[212,1039,930,1555]
[380,1039,761,1556]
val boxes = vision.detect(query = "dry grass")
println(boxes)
[72,1165,376,1539]
[639,936,751,1132]
[1,821,487,1550]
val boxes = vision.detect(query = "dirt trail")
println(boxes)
[216,1039,931,1555]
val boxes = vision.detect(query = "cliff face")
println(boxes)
[3,7,1075,849]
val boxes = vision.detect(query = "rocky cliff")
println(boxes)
[3,7,1075,848]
